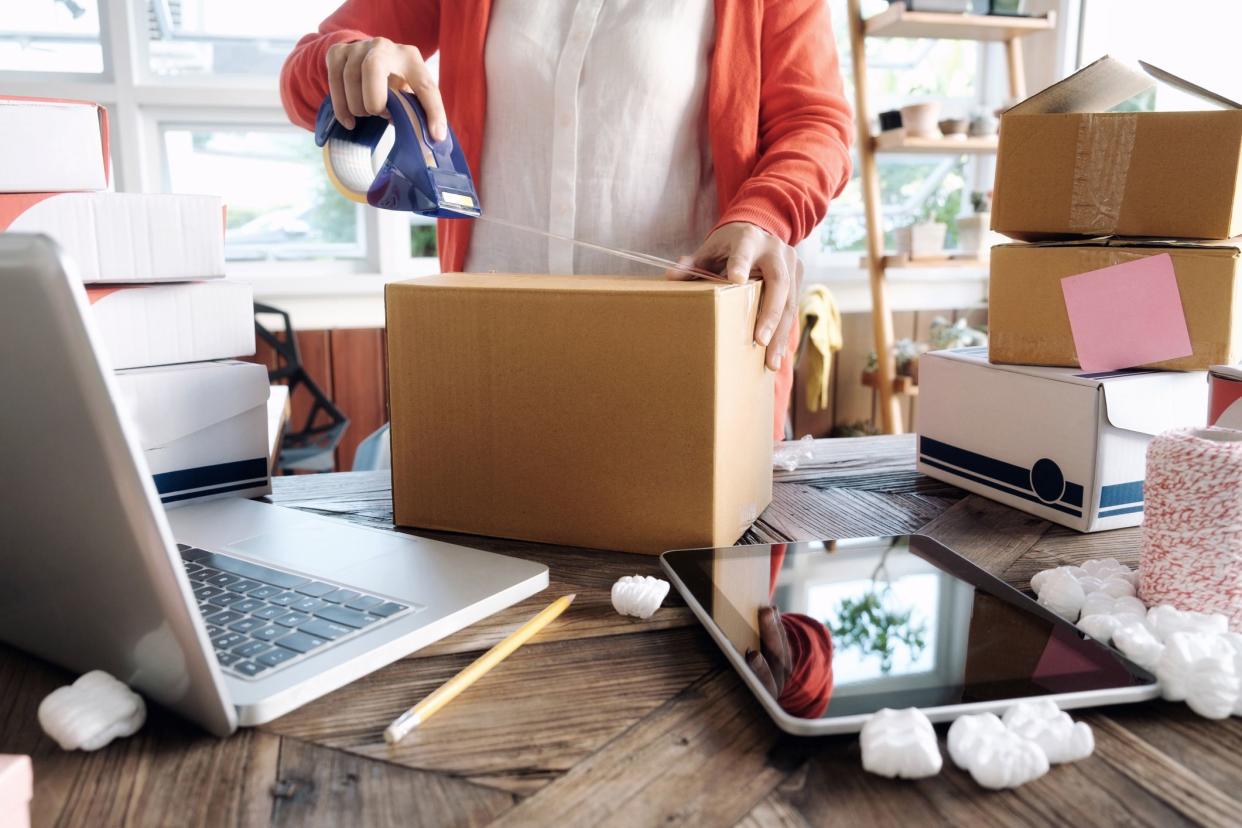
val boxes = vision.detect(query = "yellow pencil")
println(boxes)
[384,593,576,744]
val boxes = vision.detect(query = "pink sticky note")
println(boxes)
[1060,253,1192,372]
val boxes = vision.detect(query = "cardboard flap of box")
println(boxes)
[115,361,270,450]
[1009,56,1154,115]
[1100,373,1208,436]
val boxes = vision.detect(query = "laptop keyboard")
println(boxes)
[178,544,416,680]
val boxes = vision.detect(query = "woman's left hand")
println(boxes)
[669,222,803,371]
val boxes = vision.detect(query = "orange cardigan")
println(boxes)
[281,0,853,437]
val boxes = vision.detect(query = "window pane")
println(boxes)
[147,0,342,78]
[0,0,103,73]
[163,126,364,261]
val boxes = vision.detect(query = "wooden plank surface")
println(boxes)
[4,436,1239,828]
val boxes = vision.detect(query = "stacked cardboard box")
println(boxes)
[917,58,1238,531]
[1,96,270,504]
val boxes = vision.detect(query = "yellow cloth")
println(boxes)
[798,285,842,413]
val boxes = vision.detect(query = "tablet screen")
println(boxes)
[663,536,1153,721]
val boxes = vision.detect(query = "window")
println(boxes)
[0,0,104,73]
[2,0,435,282]
[163,125,364,261]
[815,0,993,264]
[145,0,342,79]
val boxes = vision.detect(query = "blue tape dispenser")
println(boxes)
[314,89,480,218]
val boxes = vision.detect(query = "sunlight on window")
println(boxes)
[146,0,342,78]
[163,126,363,261]
[0,0,103,73]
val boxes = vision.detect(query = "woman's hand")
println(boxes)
[324,37,446,140]
[746,606,793,698]
[670,222,803,371]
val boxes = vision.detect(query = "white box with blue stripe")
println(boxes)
[112,360,272,505]
[915,347,1208,532]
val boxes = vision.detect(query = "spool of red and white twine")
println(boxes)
[1140,427,1242,630]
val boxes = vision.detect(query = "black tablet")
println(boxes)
[661,535,1159,735]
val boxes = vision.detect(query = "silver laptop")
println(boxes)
[0,234,548,735]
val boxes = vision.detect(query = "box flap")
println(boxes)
[928,347,1112,387]
[1100,372,1209,435]
[1008,56,1154,115]
[1138,61,1241,110]
[392,272,738,295]
[994,237,1242,253]
[114,361,270,450]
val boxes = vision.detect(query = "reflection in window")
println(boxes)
[0,0,104,73]
[146,0,341,78]
[163,127,364,261]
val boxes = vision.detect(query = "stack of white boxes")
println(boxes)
[0,95,271,504]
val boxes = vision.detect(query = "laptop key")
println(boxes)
[205,573,241,588]
[211,632,246,650]
[231,598,266,614]
[205,609,245,627]
[207,592,245,608]
[233,661,268,677]
[294,581,337,598]
[197,552,311,590]
[181,546,210,562]
[273,611,312,628]
[370,601,408,618]
[252,605,286,621]
[250,625,285,642]
[274,632,328,654]
[206,625,225,638]
[193,585,225,601]
[321,589,361,605]
[247,585,283,600]
[268,592,300,607]
[290,597,326,614]
[232,640,270,658]
[256,647,297,668]
[299,619,354,640]
[226,578,264,594]
[228,617,266,634]
[183,563,204,576]
[197,567,221,580]
[216,651,242,666]
[314,605,381,629]
[345,596,382,612]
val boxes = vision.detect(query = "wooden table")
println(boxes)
[3,436,1239,827]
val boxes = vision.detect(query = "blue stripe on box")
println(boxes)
[152,458,269,497]
[1099,480,1143,508]
[919,436,1033,492]
[1099,504,1144,518]
[918,456,1083,518]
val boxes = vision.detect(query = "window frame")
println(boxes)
[0,0,436,281]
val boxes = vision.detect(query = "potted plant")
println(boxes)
[899,84,942,140]
[895,189,951,260]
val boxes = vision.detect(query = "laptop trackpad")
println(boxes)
[226,523,392,575]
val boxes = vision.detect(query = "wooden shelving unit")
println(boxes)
[846,0,1055,433]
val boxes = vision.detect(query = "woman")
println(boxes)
[281,0,853,437]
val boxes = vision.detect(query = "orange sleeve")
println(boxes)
[279,0,442,131]
[717,0,854,245]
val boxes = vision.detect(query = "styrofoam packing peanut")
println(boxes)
[1036,568,1087,621]
[1145,605,1228,640]
[859,707,942,780]
[1080,592,1145,621]
[610,575,670,620]
[1155,631,1241,720]
[1002,700,1094,764]
[947,714,1049,790]
[38,670,145,751]
[1113,620,1167,672]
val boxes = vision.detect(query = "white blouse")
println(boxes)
[464,0,718,276]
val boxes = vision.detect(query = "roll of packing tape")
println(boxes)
[322,124,395,203]
[1140,427,1242,629]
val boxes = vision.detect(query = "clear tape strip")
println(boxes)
[1069,112,1137,235]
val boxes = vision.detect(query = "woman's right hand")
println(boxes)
[324,37,446,140]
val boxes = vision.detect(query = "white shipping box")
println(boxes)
[113,360,271,505]
[0,96,109,192]
[916,347,1208,532]
[86,281,255,369]
[0,192,225,283]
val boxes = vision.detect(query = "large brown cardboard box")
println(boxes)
[992,57,1242,241]
[988,238,1242,370]
[385,273,774,553]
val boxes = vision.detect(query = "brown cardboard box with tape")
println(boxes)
[988,238,1242,370]
[992,57,1242,241]
[385,273,773,554]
